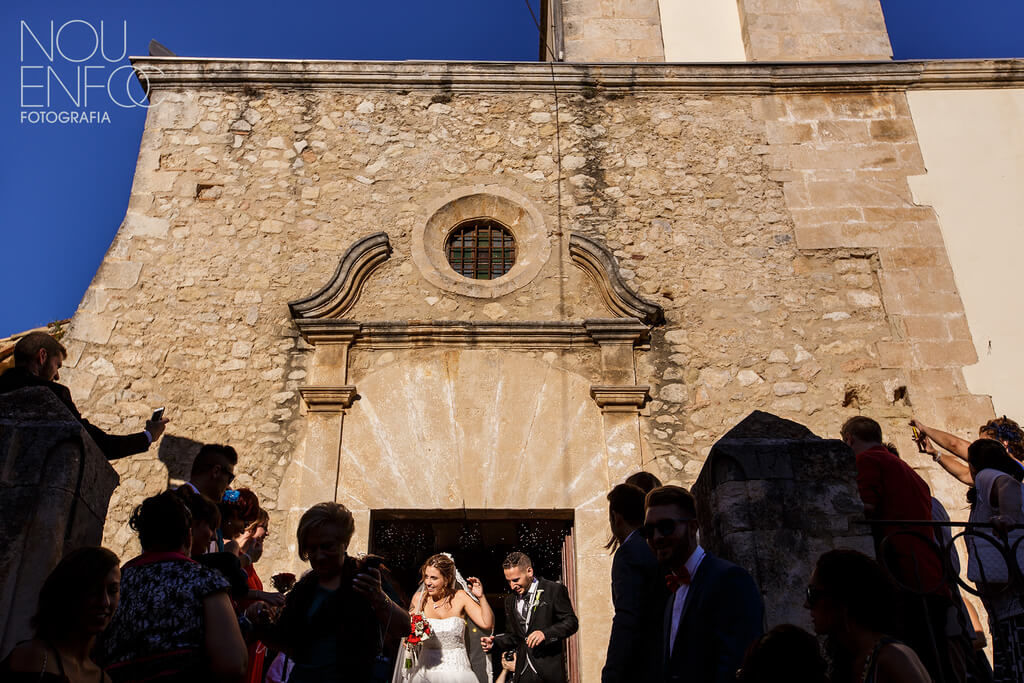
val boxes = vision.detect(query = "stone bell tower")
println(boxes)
[548,0,893,62]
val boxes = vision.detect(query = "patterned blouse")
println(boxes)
[101,554,230,676]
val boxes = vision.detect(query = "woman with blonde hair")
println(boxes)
[399,553,493,683]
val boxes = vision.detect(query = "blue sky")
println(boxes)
[2,0,1022,338]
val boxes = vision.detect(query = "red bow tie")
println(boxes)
[665,567,692,591]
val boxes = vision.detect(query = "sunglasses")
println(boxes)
[805,585,827,607]
[217,464,236,485]
[638,517,695,539]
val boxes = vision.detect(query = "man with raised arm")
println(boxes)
[0,331,167,459]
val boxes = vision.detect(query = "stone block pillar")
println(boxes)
[691,411,874,631]
[278,327,360,558]
[736,0,892,61]
[561,0,666,62]
[0,387,120,658]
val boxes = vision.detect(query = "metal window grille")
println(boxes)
[445,220,516,280]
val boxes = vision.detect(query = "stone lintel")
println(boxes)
[294,319,655,350]
[590,385,651,413]
[298,386,358,412]
[131,57,1024,94]
[355,321,595,349]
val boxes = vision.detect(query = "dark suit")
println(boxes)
[602,532,667,683]
[465,617,489,683]
[494,578,578,683]
[663,553,764,683]
[0,367,151,460]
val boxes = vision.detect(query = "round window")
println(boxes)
[444,220,517,280]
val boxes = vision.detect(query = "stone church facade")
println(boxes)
[57,1,1023,679]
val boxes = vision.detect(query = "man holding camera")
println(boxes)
[0,331,168,459]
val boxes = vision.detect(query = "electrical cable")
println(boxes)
[523,0,564,245]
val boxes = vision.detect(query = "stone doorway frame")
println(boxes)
[281,230,663,682]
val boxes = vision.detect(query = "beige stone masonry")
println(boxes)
[561,0,666,62]
[756,89,993,516]
[737,0,892,61]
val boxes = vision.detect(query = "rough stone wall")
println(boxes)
[561,0,666,62]
[692,412,875,631]
[69,82,932,544]
[736,0,893,61]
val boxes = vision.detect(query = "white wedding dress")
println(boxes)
[398,616,478,683]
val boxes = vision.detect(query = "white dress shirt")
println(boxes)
[516,578,540,626]
[669,544,706,655]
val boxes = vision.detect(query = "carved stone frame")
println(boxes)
[411,185,552,299]
[282,230,663,683]
[287,231,665,496]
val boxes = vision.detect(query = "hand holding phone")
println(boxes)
[911,425,927,453]
[146,407,168,442]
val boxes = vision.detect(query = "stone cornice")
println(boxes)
[298,385,358,411]
[294,320,361,345]
[289,232,391,320]
[292,318,652,349]
[356,321,594,349]
[590,385,651,413]
[131,57,1024,94]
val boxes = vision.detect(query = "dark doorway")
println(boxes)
[368,509,574,637]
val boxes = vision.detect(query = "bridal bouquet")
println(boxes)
[407,614,433,645]
[403,615,434,676]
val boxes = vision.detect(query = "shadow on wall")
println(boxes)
[156,434,203,487]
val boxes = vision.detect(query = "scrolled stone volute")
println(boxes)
[568,233,665,326]
[289,232,392,320]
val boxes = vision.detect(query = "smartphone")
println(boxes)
[363,555,383,571]
[151,407,165,422]
[911,426,927,453]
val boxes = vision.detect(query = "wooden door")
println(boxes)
[561,529,581,683]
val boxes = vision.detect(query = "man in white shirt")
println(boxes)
[643,485,763,683]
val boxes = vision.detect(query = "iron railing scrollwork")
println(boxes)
[860,519,1024,683]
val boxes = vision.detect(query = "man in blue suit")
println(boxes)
[602,483,667,682]
[642,486,764,683]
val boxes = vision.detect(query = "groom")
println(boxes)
[482,552,578,683]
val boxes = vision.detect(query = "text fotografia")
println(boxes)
[19,20,158,125]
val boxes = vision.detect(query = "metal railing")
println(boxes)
[861,519,1024,683]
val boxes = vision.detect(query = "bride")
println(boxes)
[394,553,494,683]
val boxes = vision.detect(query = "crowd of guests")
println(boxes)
[598,414,1024,683]
[0,449,411,682]
[1,330,1022,682]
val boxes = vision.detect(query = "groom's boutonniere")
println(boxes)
[532,588,544,613]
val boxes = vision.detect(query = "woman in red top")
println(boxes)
[235,509,275,683]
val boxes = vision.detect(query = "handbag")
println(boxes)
[965,528,1024,584]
